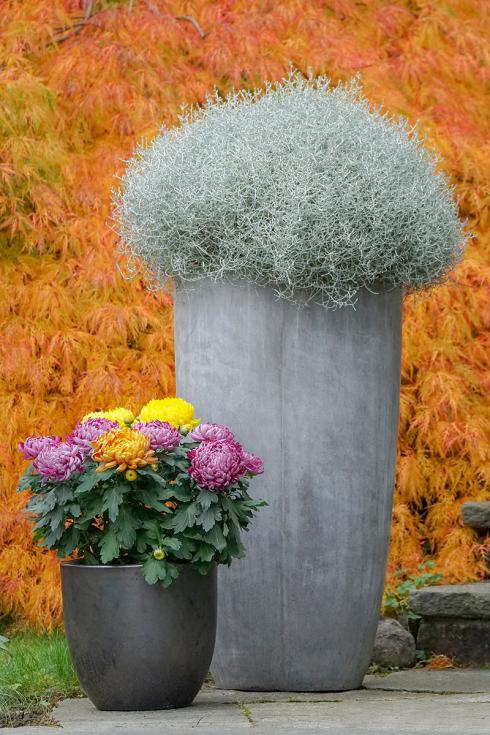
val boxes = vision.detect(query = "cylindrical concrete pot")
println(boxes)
[61,562,217,710]
[174,280,402,691]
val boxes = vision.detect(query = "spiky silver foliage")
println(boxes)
[115,74,466,308]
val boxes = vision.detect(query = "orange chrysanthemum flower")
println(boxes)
[92,427,156,473]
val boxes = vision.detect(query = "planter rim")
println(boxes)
[61,561,214,571]
[62,560,143,570]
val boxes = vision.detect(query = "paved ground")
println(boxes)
[3,669,490,734]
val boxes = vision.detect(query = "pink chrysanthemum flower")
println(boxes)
[188,440,246,491]
[242,451,264,475]
[18,435,62,461]
[34,442,85,482]
[190,422,235,443]
[67,418,119,453]
[132,420,181,451]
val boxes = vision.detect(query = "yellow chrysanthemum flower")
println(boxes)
[138,397,200,430]
[153,548,166,560]
[180,420,201,433]
[82,407,135,427]
[92,427,155,473]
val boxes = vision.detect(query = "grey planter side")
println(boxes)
[61,562,217,710]
[174,280,402,691]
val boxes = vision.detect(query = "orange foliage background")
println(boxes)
[0,0,489,630]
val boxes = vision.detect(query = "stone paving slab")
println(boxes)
[246,695,490,732]
[364,668,490,693]
[2,671,490,735]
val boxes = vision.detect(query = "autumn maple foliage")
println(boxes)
[1,0,488,629]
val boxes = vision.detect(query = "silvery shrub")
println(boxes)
[115,73,467,308]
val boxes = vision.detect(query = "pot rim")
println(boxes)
[61,560,216,571]
[61,560,144,570]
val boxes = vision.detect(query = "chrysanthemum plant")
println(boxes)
[17,398,265,587]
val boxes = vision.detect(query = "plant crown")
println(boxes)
[116,72,467,308]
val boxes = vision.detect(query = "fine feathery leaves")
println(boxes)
[1,0,489,629]
[116,72,467,309]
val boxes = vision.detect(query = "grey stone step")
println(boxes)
[417,618,490,665]
[461,502,490,530]
[410,582,490,619]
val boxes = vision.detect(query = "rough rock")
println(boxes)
[371,618,416,668]
[461,502,490,530]
[410,582,490,619]
[417,617,490,665]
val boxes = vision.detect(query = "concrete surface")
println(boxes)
[175,280,402,690]
[3,670,490,734]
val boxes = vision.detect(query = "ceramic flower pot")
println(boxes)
[61,562,217,710]
[174,279,402,691]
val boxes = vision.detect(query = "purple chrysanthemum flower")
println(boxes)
[18,435,62,461]
[34,442,85,482]
[132,420,180,451]
[190,422,234,443]
[242,451,264,475]
[67,418,119,453]
[188,440,246,491]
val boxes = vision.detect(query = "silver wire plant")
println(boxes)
[114,72,467,308]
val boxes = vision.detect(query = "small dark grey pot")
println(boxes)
[61,562,217,711]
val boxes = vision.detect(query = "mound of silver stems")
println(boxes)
[115,73,467,308]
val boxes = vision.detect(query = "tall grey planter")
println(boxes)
[174,280,402,691]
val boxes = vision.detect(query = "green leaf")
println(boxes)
[57,526,80,557]
[141,519,160,540]
[101,486,125,522]
[54,484,74,504]
[192,543,216,563]
[18,465,36,492]
[26,489,57,515]
[161,537,181,552]
[100,528,120,564]
[46,505,66,533]
[66,502,82,518]
[204,524,226,551]
[75,469,113,495]
[197,490,219,511]
[39,524,65,548]
[172,485,193,502]
[142,558,179,586]
[114,506,139,548]
[139,485,173,511]
[171,537,195,560]
[137,468,169,486]
[182,528,205,541]
[79,493,104,519]
[82,553,100,566]
[190,561,214,576]
[171,502,200,533]
[135,529,153,554]
[196,505,222,533]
